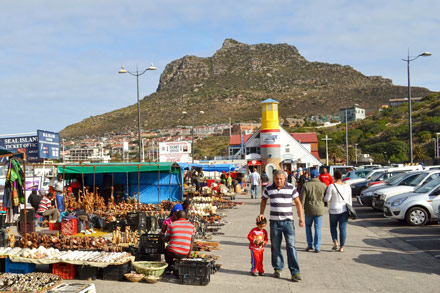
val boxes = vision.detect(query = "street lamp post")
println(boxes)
[183,111,204,163]
[435,132,440,159]
[345,108,349,165]
[355,143,358,165]
[62,138,65,163]
[119,64,156,162]
[402,51,431,163]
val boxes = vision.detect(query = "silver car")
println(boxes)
[384,179,440,226]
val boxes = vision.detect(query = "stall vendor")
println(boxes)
[160,204,183,234]
[52,174,64,212]
[37,192,60,222]
[163,210,195,274]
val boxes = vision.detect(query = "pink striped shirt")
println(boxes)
[166,218,195,255]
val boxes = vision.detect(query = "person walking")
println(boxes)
[324,171,352,252]
[248,169,261,199]
[300,169,327,253]
[257,170,305,282]
[247,217,268,276]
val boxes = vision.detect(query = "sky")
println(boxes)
[0,0,438,136]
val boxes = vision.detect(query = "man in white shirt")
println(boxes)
[248,169,262,199]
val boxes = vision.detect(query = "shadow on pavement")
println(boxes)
[389,226,440,235]
[217,267,255,277]
[354,250,440,275]
[220,240,274,250]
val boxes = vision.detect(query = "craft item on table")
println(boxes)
[0,272,62,292]
[7,228,16,248]
[112,226,122,245]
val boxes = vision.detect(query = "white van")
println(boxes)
[320,165,355,177]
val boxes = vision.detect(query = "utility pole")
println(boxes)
[345,108,349,165]
[321,135,332,166]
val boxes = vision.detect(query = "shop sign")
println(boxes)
[0,135,39,161]
[37,130,60,160]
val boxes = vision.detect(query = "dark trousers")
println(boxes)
[165,249,187,272]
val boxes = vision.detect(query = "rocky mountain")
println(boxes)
[61,39,432,138]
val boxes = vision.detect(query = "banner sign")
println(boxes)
[0,135,39,161]
[0,130,60,161]
[159,141,190,163]
[37,130,60,160]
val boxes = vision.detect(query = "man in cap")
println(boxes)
[300,169,327,253]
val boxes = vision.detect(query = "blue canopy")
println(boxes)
[178,163,236,173]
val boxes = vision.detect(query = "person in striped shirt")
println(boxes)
[37,192,60,222]
[257,169,305,282]
[164,210,195,273]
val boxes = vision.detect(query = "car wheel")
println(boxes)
[405,207,428,226]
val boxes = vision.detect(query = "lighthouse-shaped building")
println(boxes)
[231,98,322,181]
[260,99,282,174]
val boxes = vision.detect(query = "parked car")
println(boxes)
[357,164,382,169]
[384,179,440,226]
[352,171,403,197]
[343,169,372,182]
[319,165,354,177]
[359,172,422,207]
[348,165,421,193]
[373,170,440,211]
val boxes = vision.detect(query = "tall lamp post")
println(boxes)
[345,108,349,165]
[182,111,204,163]
[119,64,156,162]
[402,51,431,163]
[355,143,358,165]
[436,132,440,159]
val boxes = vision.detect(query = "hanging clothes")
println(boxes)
[3,158,25,209]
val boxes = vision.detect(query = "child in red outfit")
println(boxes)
[247,218,268,276]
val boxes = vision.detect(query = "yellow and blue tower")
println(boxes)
[260,99,281,171]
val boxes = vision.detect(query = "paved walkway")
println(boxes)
[74,192,440,292]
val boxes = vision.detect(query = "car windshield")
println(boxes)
[415,179,440,193]
[387,173,407,185]
[406,173,429,186]
[370,172,385,181]
[396,173,421,186]
[355,170,370,178]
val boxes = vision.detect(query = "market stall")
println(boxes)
[57,162,183,204]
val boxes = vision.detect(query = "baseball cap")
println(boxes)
[171,204,183,213]
[310,169,319,178]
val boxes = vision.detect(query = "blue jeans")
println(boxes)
[330,212,349,247]
[270,220,300,275]
[250,185,258,199]
[305,215,323,251]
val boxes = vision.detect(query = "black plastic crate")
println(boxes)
[77,265,98,280]
[102,261,131,281]
[0,230,5,247]
[135,253,161,262]
[20,209,35,222]
[0,214,7,229]
[177,260,211,286]
[18,221,36,235]
[138,233,164,254]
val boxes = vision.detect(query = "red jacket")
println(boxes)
[319,173,334,186]
[247,228,268,250]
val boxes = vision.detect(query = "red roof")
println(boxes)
[290,132,318,143]
[229,134,252,145]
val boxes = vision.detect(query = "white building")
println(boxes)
[339,106,366,122]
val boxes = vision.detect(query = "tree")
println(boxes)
[414,145,430,160]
